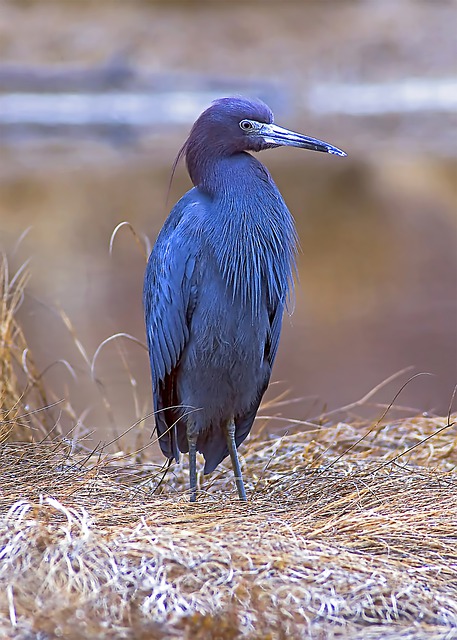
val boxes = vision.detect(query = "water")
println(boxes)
[308,78,457,115]
[1,74,456,433]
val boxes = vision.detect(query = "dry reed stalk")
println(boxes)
[0,255,52,441]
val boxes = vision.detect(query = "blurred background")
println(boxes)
[0,0,456,442]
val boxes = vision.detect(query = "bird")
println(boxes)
[143,96,346,502]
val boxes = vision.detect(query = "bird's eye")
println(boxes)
[239,120,254,131]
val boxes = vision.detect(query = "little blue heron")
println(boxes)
[144,96,346,501]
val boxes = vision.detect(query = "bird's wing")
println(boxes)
[202,301,284,475]
[234,300,284,444]
[143,202,198,461]
[265,300,284,370]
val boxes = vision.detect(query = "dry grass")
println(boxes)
[0,254,45,441]
[1,256,457,639]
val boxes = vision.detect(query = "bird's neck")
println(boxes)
[187,151,251,197]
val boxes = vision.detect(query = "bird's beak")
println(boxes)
[259,123,347,157]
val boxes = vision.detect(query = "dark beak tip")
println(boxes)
[327,146,348,158]
[330,148,347,158]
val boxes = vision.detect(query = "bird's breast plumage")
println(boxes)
[198,156,297,317]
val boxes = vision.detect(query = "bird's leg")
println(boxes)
[224,420,247,501]
[187,432,198,502]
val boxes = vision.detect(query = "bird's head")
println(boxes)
[180,96,346,189]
